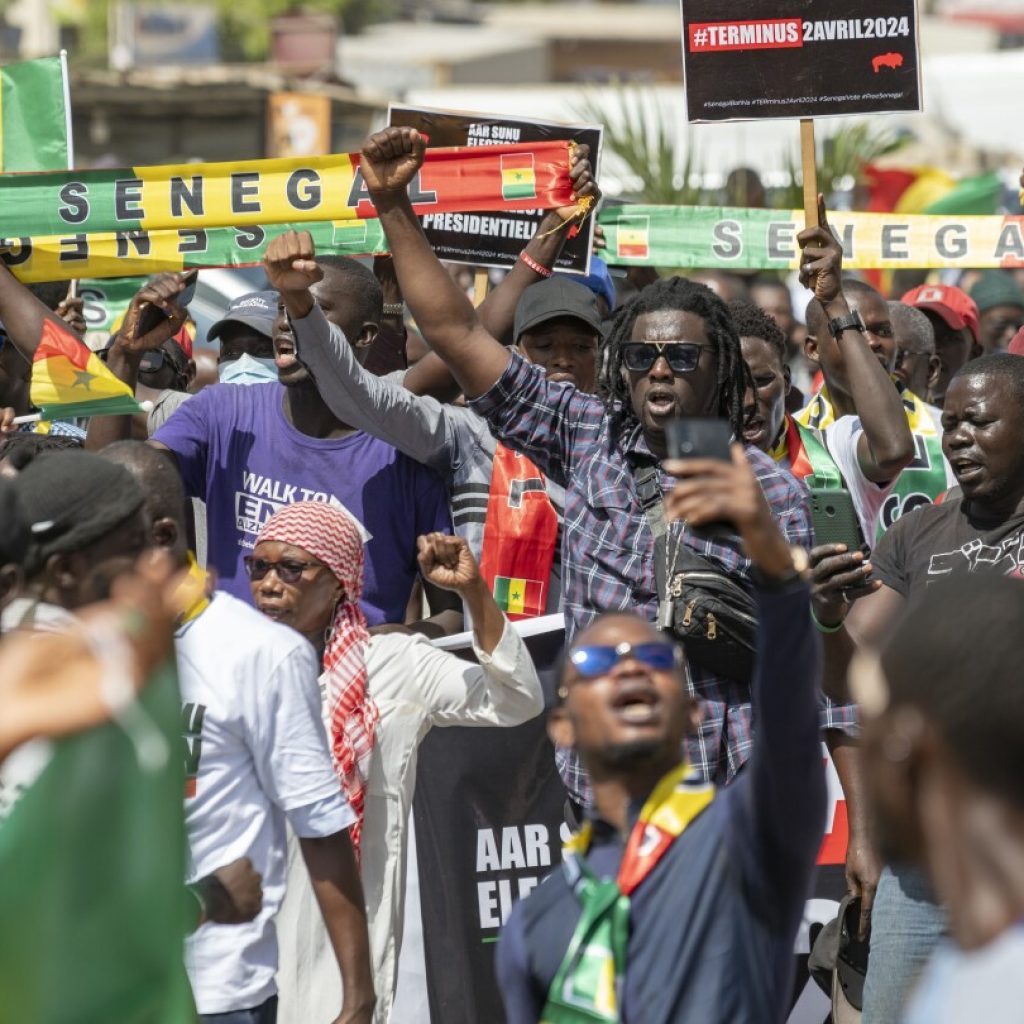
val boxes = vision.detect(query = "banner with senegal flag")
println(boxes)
[598,205,1024,271]
[30,317,148,420]
[0,141,577,283]
[0,55,70,173]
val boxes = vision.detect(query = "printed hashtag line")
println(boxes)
[693,28,708,46]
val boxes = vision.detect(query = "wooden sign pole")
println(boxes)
[800,118,819,228]
[473,268,490,307]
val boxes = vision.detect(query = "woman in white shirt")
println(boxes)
[246,501,544,1024]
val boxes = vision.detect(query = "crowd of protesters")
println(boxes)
[1,122,1024,1024]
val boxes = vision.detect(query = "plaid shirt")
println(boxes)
[471,352,857,804]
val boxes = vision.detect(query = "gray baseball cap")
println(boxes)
[207,290,278,342]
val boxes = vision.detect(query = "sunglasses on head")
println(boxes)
[569,641,681,679]
[244,556,323,584]
[139,347,188,377]
[621,342,711,374]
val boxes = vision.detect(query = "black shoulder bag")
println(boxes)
[634,464,757,681]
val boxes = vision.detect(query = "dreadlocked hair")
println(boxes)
[598,276,748,448]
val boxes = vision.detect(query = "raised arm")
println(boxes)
[358,127,513,401]
[85,273,191,452]
[798,197,913,482]
[403,146,599,400]
[415,533,543,726]
[666,447,825,902]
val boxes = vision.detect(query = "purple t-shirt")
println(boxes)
[152,382,451,625]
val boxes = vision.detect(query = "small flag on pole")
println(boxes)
[0,56,70,173]
[30,319,148,421]
[493,575,545,617]
[500,153,537,201]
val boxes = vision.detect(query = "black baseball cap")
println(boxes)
[207,290,277,342]
[514,278,604,342]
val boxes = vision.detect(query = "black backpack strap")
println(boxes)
[633,463,670,608]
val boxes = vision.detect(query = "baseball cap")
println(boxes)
[901,284,980,344]
[514,277,604,341]
[207,290,277,342]
[969,271,1024,314]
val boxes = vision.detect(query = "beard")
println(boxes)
[600,738,665,767]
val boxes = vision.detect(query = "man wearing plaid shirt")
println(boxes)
[336,128,856,805]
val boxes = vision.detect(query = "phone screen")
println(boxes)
[665,418,732,461]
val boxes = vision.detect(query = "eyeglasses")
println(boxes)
[569,641,681,679]
[243,556,324,584]
[621,342,711,374]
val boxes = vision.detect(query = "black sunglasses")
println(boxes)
[621,342,712,374]
[244,556,324,584]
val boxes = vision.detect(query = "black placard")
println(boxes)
[681,0,921,123]
[388,105,601,273]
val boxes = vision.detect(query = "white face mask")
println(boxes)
[219,353,279,386]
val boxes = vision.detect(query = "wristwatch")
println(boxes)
[382,302,405,318]
[829,310,866,339]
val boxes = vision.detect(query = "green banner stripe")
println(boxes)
[0,57,68,173]
[38,396,147,420]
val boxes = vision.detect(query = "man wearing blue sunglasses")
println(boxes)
[496,441,824,1024]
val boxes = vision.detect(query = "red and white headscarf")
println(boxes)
[256,501,379,855]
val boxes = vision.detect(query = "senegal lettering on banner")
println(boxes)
[0,143,573,283]
[600,205,1024,270]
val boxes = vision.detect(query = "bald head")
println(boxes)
[101,441,188,563]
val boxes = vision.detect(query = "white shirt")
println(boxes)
[823,408,955,546]
[179,592,354,1015]
[904,925,1024,1024]
[276,619,544,1024]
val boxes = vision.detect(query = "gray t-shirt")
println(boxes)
[291,305,565,613]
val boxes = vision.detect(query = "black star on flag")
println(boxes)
[72,369,94,389]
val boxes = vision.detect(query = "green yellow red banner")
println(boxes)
[0,142,573,282]
[598,205,1024,270]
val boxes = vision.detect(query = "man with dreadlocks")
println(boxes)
[271,128,841,811]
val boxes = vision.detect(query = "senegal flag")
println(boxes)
[617,217,651,260]
[30,318,147,420]
[501,153,536,201]
[0,56,69,173]
[493,575,545,617]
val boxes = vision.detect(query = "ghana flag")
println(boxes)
[0,56,69,172]
[30,319,147,420]
[493,576,545,617]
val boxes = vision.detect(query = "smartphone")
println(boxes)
[137,269,198,336]
[809,487,867,553]
[665,418,733,537]
[665,418,732,462]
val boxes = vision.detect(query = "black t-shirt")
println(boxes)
[872,494,1024,598]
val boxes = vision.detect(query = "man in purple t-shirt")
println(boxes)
[88,259,456,631]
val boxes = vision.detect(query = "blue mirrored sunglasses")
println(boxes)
[569,641,680,679]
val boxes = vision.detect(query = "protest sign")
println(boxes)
[600,205,1024,271]
[389,105,601,274]
[0,143,575,283]
[415,616,567,1024]
[681,0,921,123]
